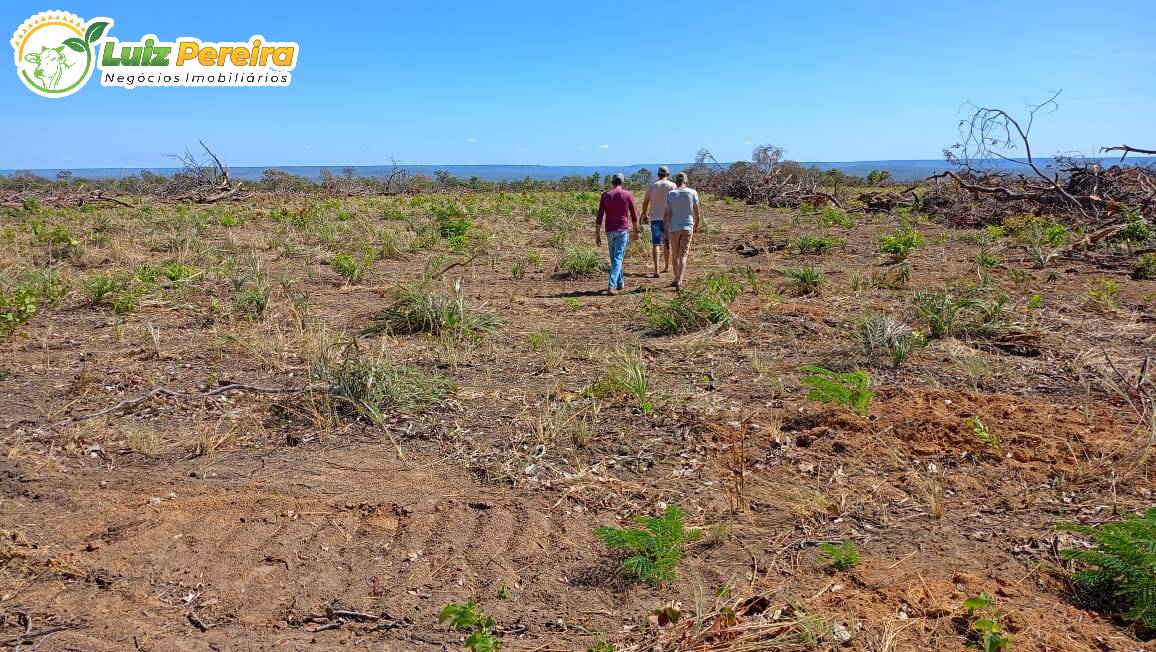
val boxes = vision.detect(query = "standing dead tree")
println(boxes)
[164,141,245,203]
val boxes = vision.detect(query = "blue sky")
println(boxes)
[2,1,1155,168]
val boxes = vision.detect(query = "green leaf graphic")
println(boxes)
[63,37,87,52]
[85,21,109,44]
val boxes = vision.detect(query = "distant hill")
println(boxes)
[4,158,1153,183]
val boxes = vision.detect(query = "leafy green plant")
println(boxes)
[1134,253,1156,280]
[799,365,872,414]
[559,243,605,276]
[819,541,861,571]
[879,227,923,262]
[0,285,37,338]
[595,505,702,586]
[966,417,1001,454]
[851,312,925,368]
[1056,508,1156,628]
[962,593,1012,651]
[641,273,741,334]
[1026,293,1044,310]
[1113,211,1153,248]
[439,601,499,652]
[819,206,853,228]
[1005,215,1065,268]
[1088,278,1122,309]
[780,265,825,296]
[232,283,271,320]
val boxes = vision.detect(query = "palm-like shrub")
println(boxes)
[595,505,702,586]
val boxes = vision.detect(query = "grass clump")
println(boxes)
[330,250,375,285]
[800,365,872,414]
[605,346,653,413]
[315,339,454,422]
[780,265,825,296]
[364,280,500,343]
[791,235,838,255]
[912,287,978,338]
[641,272,741,334]
[879,226,923,262]
[851,312,925,368]
[558,243,605,277]
[819,541,862,571]
[595,505,702,586]
[439,601,499,652]
[1056,508,1156,628]
[966,417,1001,454]
[1004,215,1066,268]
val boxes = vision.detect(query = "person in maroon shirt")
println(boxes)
[594,173,638,295]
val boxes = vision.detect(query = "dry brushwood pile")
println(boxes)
[1,180,1155,652]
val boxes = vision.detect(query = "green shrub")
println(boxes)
[879,227,923,262]
[780,265,825,296]
[1056,508,1156,628]
[81,274,122,305]
[232,283,271,320]
[1005,215,1066,268]
[819,541,862,571]
[595,505,702,586]
[641,273,741,334]
[0,285,37,338]
[800,365,872,414]
[559,243,605,277]
[819,207,853,228]
[1114,211,1153,246]
[1132,253,1156,280]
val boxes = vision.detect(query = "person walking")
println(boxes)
[595,172,638,295]
[640,165,677,278]
[662,172,701,290]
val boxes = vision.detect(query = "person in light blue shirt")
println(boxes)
[662,172,701,289]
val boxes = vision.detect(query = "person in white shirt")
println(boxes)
[640,165,677,278]
[662,172,701,290]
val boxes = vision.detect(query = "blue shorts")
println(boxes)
[649,220,666,246]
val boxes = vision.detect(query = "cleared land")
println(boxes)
[1,191,1154,650]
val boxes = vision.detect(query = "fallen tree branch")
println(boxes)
[48,382,330,428]
[1101,144,1156,161]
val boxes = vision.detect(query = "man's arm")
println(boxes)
[640,190,651,223]
[692,196,702,234]
[595,194,605,244]
[663,205,671,240]
[628,195,639,235]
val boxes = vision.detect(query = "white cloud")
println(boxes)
[466,138,477,143]
[599,144,610,149]
[577,146,586,151]
[744,140,753,145]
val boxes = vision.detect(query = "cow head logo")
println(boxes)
[11,11,112,98]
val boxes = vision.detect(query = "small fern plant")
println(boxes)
[1056,508,1156,628]
[595,505,702,586]
[819,541,862,571]
[799,365,873,414]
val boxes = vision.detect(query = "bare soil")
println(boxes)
[1,194,1154,651]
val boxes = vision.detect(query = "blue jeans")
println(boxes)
[606,230,628,289]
